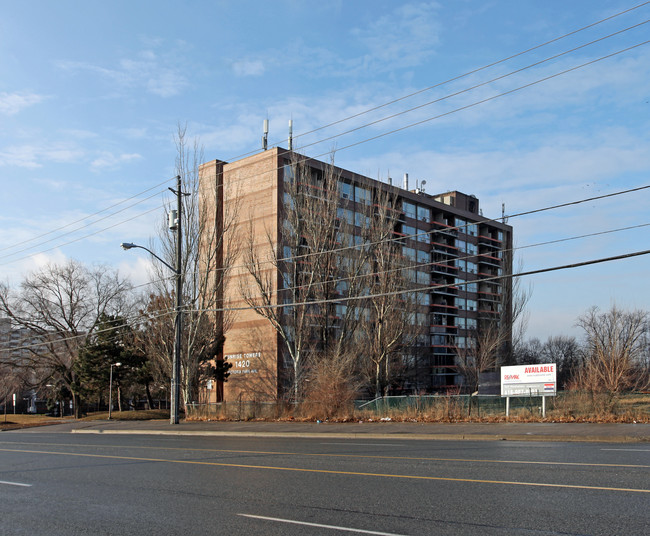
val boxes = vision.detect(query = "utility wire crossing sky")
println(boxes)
[1,1,649,341]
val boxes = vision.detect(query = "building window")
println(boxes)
[403,201,416,219]
[417,205,430,223]
[283,164,295,183]
[337,207,354,225]
[402,246,416,261]
[432,334,446,345]
[355,212,370,228]
[417,250,429,264]
[338,181,352,200]
[402,224,416,240]
[355,185,371,205]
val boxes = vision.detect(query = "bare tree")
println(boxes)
[0,260,132,417]
[455,260,532,393]
[143,125,240,409]
[575,305,649,394]
[358,188,422,398]
[240,155,344,402]
[0,364,25,420]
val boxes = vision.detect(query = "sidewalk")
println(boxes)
[52,419,650,443]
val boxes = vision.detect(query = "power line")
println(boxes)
[189,183,650,280]
[7,29,647,267]
[293,20,650,154]
[270,221,650,298]
[315,39,650,159]
[268,1,650,150]
[1,177,177,255]
[0,204,163,268]
[206,249,650,314]
[0,188,168,262]
[5,245,649,353]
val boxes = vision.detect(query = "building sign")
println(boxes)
[225,352,261,375]
[501,364,556,397]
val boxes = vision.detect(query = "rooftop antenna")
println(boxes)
[288,119,293,151]
[420,180,426,193]
[262,118,269,151]
[502,202,508,223]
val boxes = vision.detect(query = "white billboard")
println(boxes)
[501,364,556,397]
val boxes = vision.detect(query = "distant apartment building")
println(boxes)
[199,148,513,401]
[0,317,41,412]
[0,317,37,364]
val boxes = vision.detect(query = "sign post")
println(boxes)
[501,364,557,417]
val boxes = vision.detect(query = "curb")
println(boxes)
[71,428,649,443]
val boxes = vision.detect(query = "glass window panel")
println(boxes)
[339,181,352,200]
[403,201,416,219]
[417,205,430,223]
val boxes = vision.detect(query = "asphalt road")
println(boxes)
[1,431,648,535]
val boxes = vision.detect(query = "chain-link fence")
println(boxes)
[185,392,650,421]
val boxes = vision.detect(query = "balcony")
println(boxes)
[432,241,459,257]
[431,345,456,356]
[478,291,500,303]
[477,253,502,267]
[431,221,458,237]
[430,324,459,335]
[478,235,502,249]
[431,282,458,297]
[431,263,458,276]
[432,303,459,316]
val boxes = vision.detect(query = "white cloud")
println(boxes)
[117,257,155,288]
[30,250,69,271]
[56,43,189,98]
[0,92,46,115]
[0,143,85,168]
[90,152,142,171]
[350,1,442,71]
[232,59,265,77]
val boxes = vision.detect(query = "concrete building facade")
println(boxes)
[199,148,513,402]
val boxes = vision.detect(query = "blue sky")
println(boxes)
[1,1,649,341]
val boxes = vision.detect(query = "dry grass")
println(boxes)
[81,409,170,421]
[0,414,68,431]
[0,409,170,430]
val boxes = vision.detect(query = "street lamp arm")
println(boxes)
[120,243,177,273]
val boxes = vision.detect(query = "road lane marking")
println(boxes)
[320,443,407,447]
[0,447,648,494]
[0,480,31,487]
[239,514,408,535]
[601,449,650,452]
[2,440,648,469]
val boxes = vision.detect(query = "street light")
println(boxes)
[121,175,185,425]
[108,362,122,420]
[120,243,175,272]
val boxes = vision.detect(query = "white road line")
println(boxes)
[0,480,31,487]
[238,514,409,535]
[320,443,406,447]
[601,449,650,452]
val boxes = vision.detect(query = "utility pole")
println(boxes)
[121,174,187,425]
[170,174,184,425]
